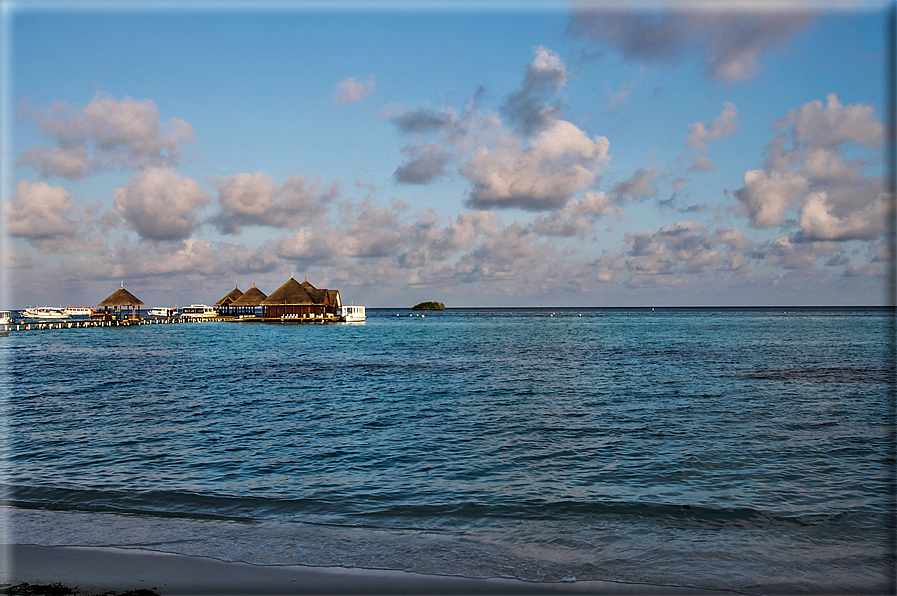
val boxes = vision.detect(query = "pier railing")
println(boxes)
[1,313,344,332]
[2,317,218,331]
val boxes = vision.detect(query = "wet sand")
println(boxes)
[2,544,736,595]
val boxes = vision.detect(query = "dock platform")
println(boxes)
[3,317,216,332]
[1,314,344,332]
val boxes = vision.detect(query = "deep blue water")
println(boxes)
[2,307,894,593]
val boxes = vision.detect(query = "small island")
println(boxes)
[412,301,445,311]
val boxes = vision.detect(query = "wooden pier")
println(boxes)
[2,316,221,332]
[1,314,343,333]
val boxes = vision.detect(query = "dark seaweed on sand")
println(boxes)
[0,584,158,596]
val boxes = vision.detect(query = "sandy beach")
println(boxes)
[1,545,737,595]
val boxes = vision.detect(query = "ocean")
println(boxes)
[2,307,894,594]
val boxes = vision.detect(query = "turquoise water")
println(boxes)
[2,307,894,593]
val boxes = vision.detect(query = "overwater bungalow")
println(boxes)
[214,285,244,316]
[260,277,341,320]
[229,283,268,318]
[97,282,145,321]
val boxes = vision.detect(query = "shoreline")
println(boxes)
[1,545,736,595]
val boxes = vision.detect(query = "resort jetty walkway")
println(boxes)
[2,314,346,333]
[4,316,221,332]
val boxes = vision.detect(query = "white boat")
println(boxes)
[23,307,68,320]
[64,306,94,317]
[180,304,217,319]
[147,307,178,317]
[339,305,366,322]
[0,311,12,325]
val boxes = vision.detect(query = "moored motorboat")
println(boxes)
[64,306,94,317]
[339,305,366,322]
[180,304,217,319]
[0,311,12,325]
[23,306,68,320]
[147,307,178,317]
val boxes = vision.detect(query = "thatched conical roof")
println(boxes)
[260,277,314,306]
[326,289,341,307]
[299,279,341,306]
[302,280,326,304]
[214,286,243,307]
[98,285,145,307]
[230,284,268,306]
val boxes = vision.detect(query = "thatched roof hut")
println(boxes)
[214,285,244,308]
[298,280,341,307]
[326,289,341,308]
[97,283,145,320]
[98,284,145,307]
[231,284,267,306]
[260,277,341,318]
[230,284,268,316]
[301,280,323,302]
[261,277,313,307]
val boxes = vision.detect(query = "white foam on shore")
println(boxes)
[5,505,893,595]
[2,544,737,595]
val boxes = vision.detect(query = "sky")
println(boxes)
[1,0,893,308]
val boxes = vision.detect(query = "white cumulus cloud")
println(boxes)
[501,46,569,134]
[779,92,884,149]
[113,168,210,241]
[20,93,194,178]
[734,94,885,239]
[211,172,338,234]
[5,179,83,240]
[334,75,376,104]
[684,101,740,171]
[622,221,756,283]
[612,168,661,201]
[463,119,610,211]
[533,191,617,237]
[798,191,887,241]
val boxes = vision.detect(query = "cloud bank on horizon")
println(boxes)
[3,1,892,308]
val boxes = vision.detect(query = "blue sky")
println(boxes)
[2,1,893,308]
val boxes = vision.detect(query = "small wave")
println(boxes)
[3,484,307,523]
[353,499,865,532]
[3,483,869,533]
[745,365,895,384]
